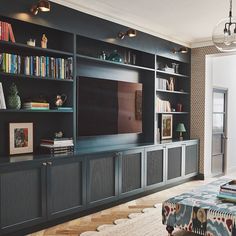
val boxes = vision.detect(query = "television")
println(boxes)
[77,77,143,136]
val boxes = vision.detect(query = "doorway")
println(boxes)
[211,88,228,176]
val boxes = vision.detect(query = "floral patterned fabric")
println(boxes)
[162,179,236,236]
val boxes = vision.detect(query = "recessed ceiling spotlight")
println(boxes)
[31,0,51,15]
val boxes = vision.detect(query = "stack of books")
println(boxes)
[40,138,74,156]
[0,21,15,42]
[218,180,236,202]
[23,102,49,110]
[0,53,73,80]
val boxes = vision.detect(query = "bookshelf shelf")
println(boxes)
[0,40,73,57]
[156,89,189,95]
[156,69,189,78]
[77,54,155,72]
[0,109,73,113]
[156,112,189,114]
[0,72,74,82]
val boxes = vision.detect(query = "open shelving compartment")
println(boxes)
[76,35,156,149]
[155,54,191,142]
[0,15,75,156]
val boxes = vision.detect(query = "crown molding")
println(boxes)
[190,38,214,48]
[50,0,191,47]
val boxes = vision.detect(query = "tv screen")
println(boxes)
[77,77,142,136]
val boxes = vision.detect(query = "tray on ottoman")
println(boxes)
[162,179,236,236]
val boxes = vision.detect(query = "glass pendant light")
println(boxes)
[212,0,236,52]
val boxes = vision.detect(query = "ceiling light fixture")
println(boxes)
[172,47,188,54]
[31,0,51,15]
[118,29,137,40]
[212,0,236,52]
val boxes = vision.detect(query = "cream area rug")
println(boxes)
[80,204,197,236]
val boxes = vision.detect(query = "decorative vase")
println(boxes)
[7,83,21,109]
[108,50,122,63]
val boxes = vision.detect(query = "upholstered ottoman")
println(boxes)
[162,179,236,236]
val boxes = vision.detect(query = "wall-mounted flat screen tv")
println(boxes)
[77,77,142,136]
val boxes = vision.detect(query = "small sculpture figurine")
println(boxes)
[54,131,63,139]
[27,39,36,47]
[55,94,67,107]
[166,77,175,91]
[41,34,48,48]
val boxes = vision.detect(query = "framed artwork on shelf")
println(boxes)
[9,123,33,155]
[161,114,173,140]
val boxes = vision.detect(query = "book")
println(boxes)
[220,180,236,191]
[53,107,73,111]
[41,137,73,145]
[8,23,15,42]
[0,82,6,109]
[23,102,50,108]
[40,143,74,148]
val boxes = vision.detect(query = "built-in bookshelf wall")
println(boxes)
[0,11,191,156]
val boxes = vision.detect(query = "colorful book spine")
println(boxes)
[0,21,15,42]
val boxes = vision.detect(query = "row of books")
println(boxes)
[156,96,171,112]
[40,137,74,156]
[0,82,6,109]
[0,21,15,42]
[0,53,73,79]
[157,78,167,90]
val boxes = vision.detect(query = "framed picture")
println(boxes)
[9,123,33,155]
[161,114,173,140]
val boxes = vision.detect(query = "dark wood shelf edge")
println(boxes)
[77,54,155,72]
[0,109,73,113]
[0,40,74,57]
[156,89,189,95]
[156,69,190,78]
[0,72,74,83]
[156,112,189,114]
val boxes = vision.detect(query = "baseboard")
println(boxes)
[197,173,205,180]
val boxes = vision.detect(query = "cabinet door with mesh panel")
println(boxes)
[87,152,119,206]
[119,149,144,197]
[145,146,165,189]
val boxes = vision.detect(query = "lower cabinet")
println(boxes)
[47,158,85,219]
[167,144,183,181]
[0,161,47,234]
[184,141,198,176]
[145,146,165,189]
[0,140,198,235]
[119,149,144,197]
[87,152,119,206]
[0,158,85,234]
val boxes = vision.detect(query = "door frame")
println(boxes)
[212,87,228,176]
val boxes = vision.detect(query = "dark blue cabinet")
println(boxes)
[47,157,86,219]
[0,161,47,234]
[87,152,119,207]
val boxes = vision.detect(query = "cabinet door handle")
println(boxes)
[47,161,52,165]
[42,162,47,166]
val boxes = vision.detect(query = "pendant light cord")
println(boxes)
[230,0,233,18]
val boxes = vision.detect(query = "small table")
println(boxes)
[162,179,236,236]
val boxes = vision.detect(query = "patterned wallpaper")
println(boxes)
[191,46,220,175]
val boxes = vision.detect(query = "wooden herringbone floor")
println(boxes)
[29,178,221,236]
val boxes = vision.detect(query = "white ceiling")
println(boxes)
[51,0,235,47]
